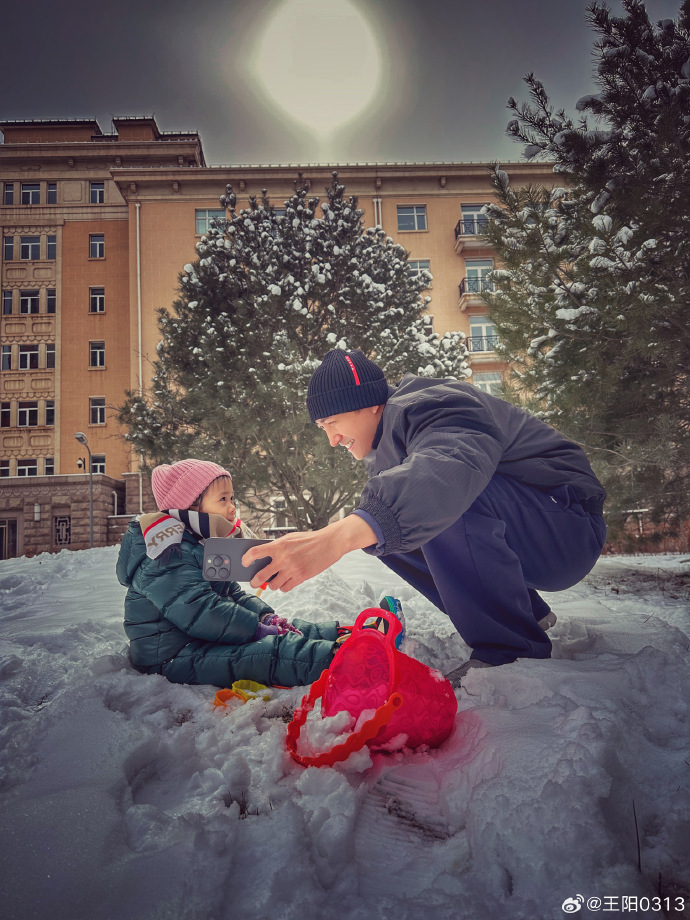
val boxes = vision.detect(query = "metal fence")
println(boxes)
[454,216,489,239]
[467,335,501,353]
[458,277,495,296]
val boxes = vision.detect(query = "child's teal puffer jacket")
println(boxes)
[116,520,338,687]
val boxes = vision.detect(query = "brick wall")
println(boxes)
[0,473,125,557]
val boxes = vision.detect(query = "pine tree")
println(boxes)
[119,173,470,529]
[482,0,690,528]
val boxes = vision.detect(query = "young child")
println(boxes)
[116,458,341,688]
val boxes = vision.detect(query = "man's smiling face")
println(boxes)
[316,405,383,460]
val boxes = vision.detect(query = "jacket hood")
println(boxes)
[117,518,204,588]
[116,520,148,587]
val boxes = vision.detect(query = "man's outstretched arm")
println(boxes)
[242,514,377,592]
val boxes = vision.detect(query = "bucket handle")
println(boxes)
[353,607,403,647]
[351,607,401,688]
[286,669,404,768]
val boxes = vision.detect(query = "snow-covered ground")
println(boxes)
[0,546,688,920]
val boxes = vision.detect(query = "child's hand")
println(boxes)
[254,621,281,640]
[274,616,303,636]
[260,614,303,636]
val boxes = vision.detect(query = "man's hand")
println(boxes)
[242,515,377,592]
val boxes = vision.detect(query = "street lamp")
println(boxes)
[74,432,93,548]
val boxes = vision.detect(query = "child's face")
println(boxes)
[199,477,236,522]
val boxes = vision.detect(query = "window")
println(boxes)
[92,454,106,474]
[272,498,291,531]
[195,208,226,235]
[17,459,38,476]
[459,205,489,236]
[397,205,427,232]
[3,183,14,205]
[90,397,106,425]
[4,237,14,260]
[268,496,302,532]
[44,456,55,475]
[2,346,11,371]
[18,401,39,427]
[421,315,435,337]
[45,399,55,426]
[0,403,10,427]
[20,290,40,314]
[20,400,42,428]
[47,289,56,314]
[0,517,18,559]
[46,344,55,369]
[89,234,105,258]
[19,345,39,369]
[47,182,57,204]
[54,516,71,546]
[89,341,105,367]
[0,461,10,479]
[21,183,40,205]
[47,235,56,260]
[463,259,494,294]
[473,372,503,396]
[266,207,287,239]
[89,287,105,313]
[2,291,12,315]
[90,181,105,204]
[468,315,500,353]
[20,236,41,260]
[408,260,432,284]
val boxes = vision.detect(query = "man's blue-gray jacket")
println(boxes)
[354,374,606,556]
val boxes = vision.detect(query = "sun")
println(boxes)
[252,0,383,139]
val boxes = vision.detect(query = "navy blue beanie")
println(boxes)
[307,349,389,422]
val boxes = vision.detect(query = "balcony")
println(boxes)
[454,216,490,253]
[467,334,500,354]
[458,276,494,310]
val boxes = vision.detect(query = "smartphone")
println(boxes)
[202,537,273,583]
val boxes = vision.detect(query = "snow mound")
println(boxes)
[0,547,689,919]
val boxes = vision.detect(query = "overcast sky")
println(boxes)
[1,0,683,166]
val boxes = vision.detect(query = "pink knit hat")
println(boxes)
[151,459,231,511]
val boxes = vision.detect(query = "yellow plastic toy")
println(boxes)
[214,680,272,707]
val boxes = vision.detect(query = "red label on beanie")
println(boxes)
[344,354,361,385]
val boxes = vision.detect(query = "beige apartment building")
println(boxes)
[0,116,554,558]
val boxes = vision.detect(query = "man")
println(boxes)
[244,348,606,683]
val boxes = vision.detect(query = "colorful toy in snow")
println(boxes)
[286,608,457,767]
[214,680,273,706]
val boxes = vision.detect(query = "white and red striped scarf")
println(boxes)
[138,509,249,560]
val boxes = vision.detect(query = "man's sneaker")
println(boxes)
[446,659,494,688]
[371,595,406,649]
[538,611,557,631]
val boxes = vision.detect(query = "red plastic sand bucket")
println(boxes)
[286,608,457,767]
